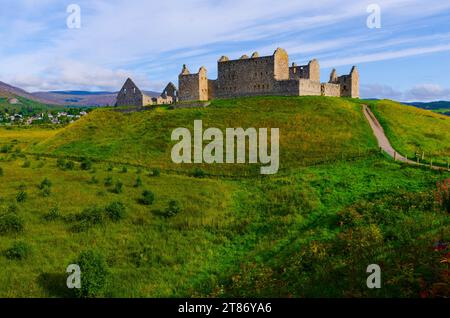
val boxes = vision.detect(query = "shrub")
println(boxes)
[151,168,161,177]
[104,176,113,187]
[0,145,12,153]
[65,161,75,170]
[22,160,31,168]
[121,166,128,173]
[43,207,61,222]
[134,176,143,188]
[192,168,205,178]
[0,214,24,235]
[16,191,27,203]
[56,158,66,169]
[80,158,93,171]
[5,242,31,260]
[105,202,127,222]
[139,190,155,205]
[107,165,113,172]
[41,187,51,197]
[77,206,105,225]
[164,200,182,218]
[73,250,108,298]
[39,178,52,190]
[0,167,3,176]
[7,204,18,214]
[435,179,450,213]
[112,181,123,194]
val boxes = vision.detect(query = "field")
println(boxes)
[368,99,450,166]
[0,96,449,297]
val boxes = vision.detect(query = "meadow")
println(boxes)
[368,99,450,166]
[0,96,449,297]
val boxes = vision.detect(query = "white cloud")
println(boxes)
[362,83,450,102]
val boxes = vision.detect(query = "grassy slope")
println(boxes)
[30,96,378,176]
[0,96,449,297]
[368,100,450,165]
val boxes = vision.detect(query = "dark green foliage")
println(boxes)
[77,206,105,225]
[163,200,182,218]
[39,178,52,189]
[41,187,51,197]
[105,202,126,222]
[121,166,128,173]
[192,168,205,178]
[139,190,155,205]
[5,242,31,260]
[134,176,142,188]
[0,166,3,176]
[56,158,66,169]
[43,207,61,222]
[112,181,123,194]
[151,168,161,177]
[80,158,93,171]
[16,191,27,203]
[0,214,24,235]
[73,250,108,298]
[65,161,75,170]
[104,176,113,187]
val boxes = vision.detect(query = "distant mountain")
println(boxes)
[404,101,450,110]
[32,90,161,107]
[0,81,58,105]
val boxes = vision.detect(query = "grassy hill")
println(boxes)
[0,96,449,298]
[30,96,378,176]
[368,99,450,165]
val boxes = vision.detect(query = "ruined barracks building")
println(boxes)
[116,78,178,107]
[178,48,359,102]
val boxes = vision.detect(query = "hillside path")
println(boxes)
[362,104,449,171]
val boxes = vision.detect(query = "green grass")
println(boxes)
[30,96,378,176]
[368,99,450,166]
[0,96,449,298]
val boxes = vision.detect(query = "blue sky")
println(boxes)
[0,0,449,101]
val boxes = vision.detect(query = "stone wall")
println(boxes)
[321,83,341,97]
[116,78,146,107]
[289,59,320,82]
[299,79,321,96]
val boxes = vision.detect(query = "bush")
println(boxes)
[121,166,128,173]
[22,160,31,168]
[112,181,123,194]
[105,202,127,222]
[5,241,31,260]
[57,158,66,169]
[436,179,450,213]
[0,167,3,176]
[134,176,143,188]
[65,161,75,170]
[0,214,24,235]
[39,178,52,190]
[73,250,108,298]
[164,200,182,218]
[151,168,161,177]
[104,176,113,187]
[77,206,105,225]
[43,207,61,222]
[41,187,51,197]
[139,190,155,205]
[107,165,113,172]
[192,168,205,178]
[80,158,93,171]
[16,191,27,203]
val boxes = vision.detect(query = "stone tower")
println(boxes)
[273,48,289,80]
[289,59,320,82]
[178,65,209,102]
[338,66,359,98]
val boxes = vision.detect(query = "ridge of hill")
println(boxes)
[29,96,378,176]
[0,81,59,105]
